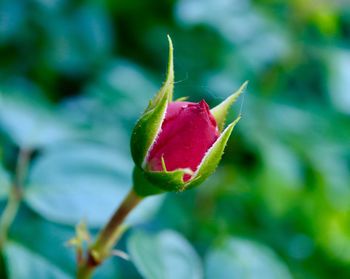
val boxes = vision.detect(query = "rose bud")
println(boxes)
[147,100,220,182]
[131,36,247,196]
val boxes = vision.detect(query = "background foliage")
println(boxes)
[0,0,350,278]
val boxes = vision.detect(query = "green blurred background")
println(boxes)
[0,0,350,278]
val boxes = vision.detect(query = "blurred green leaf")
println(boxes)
[257,140,303,215]
[0,90,74,149]
[0,0,25,44]
[128,230,203,279]
[9,210,76,277]
[308,147,350,211]
[205,238,292,279]
[43,5,113,75]
[8,210,120,279]
[25,141,164,227]
[328,49,350,114]
[4,242,73,279]
[176,0,290,72]
[85,60,158,118]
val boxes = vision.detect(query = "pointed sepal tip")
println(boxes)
[211,81,248,131]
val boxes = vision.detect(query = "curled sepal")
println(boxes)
[185,116,241,190]
[211,81,247,131]
[130,36,174,167]
[145,167,192,192]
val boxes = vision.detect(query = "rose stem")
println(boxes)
[77,188,142,279]
[0,149,31,248]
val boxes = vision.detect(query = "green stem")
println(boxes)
[0,188,20,247]
[0,149,31,248]
[77,188,142,279]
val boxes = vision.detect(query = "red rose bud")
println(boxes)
[146,100,220,181]
[131,36,246,196]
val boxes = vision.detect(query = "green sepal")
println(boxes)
[130,96,168,168]
[133,117,240,194]
[133,167,164,197]
[210,81,247,131]
[145,167,192,192]
[146,35,174,111]
[130,36,174,167]
[185,116,241,190]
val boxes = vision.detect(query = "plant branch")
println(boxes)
[77,188,142,279]
[0,149,31,248]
